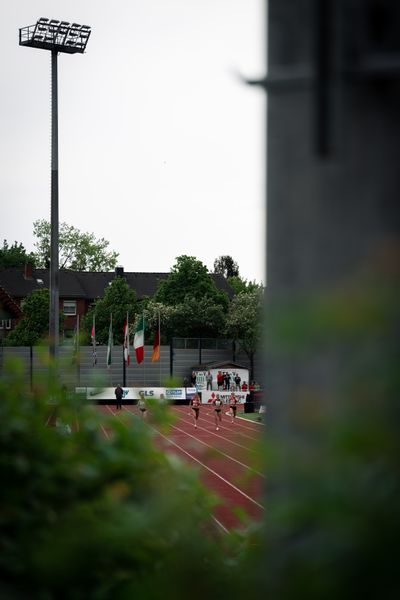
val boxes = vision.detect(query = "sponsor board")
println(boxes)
[77,387,191,401]
[185,387,198,401]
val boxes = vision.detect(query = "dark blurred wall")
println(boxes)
[265,0,400,427]
[260,3,400,592]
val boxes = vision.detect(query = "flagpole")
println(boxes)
[92,313,97,368]
[158,311,161,387]
[76,313,80,386]
[107,313,113,386]
[122,344,126,387]
[143,311,145,387]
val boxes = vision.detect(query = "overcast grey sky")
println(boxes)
[1,0,265,283]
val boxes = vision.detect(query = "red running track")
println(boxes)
[99,404,265,532]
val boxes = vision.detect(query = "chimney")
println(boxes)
[24,263,33,280]
[115,266,124,278]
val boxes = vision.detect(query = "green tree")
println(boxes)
[0,239,36,269]
[228,276,263,296]
[213,255,239,278]
[168,296,227,338]
[6,288,50,346]
[225,289,263,380]
[142,300,175,343]
[155,255,229,310]
[143,298,227,341]
[33,219,119,271]
[83,277,137,344]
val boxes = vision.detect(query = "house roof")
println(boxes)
[0,268,234,301]
[0,285,23,318]
[192,361,248,371]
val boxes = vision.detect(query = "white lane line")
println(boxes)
[104,406,235,532]
[170,423,265,478]
[100,424,110,439]
[121,406,264,507]
[212,515,229,534]
[171,416,258,453]
[174,406,261,441]
[155,427,265,511]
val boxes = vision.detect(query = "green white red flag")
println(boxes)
[134,314,145,364]
[123,312,130,366]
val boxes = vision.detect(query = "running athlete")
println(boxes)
[189,392,201,428]
[229,391,238,423]
[137,393,147,419]
[212,393,223,431]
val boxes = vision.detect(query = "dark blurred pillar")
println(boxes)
[264,0,400,434]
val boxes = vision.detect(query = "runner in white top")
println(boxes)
[212,394,223,431]
[189,392,201,428]
[229,391,238,423]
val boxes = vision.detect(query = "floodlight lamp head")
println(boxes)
[19,17,91,54]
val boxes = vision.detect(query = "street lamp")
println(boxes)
[19,18,91,360]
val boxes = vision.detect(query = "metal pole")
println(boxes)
[169,337,174,377]
[30,345,33,391]
[122,345,126,387]
[49,49,59,359]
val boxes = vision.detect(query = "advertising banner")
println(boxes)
[79,387,191,402]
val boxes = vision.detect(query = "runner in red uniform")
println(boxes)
[229,391,238,423]
[212,394,223,431]
[189,392,201,428]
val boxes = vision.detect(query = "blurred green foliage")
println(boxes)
[262,270,400,598]
[0,357,265,599]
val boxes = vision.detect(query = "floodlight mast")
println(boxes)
[19,18,91,361]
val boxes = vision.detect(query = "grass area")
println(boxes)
[238,411,265,424]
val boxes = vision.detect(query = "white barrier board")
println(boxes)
[76,387,194,401]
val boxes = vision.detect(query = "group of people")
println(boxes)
[188,370,260,394]
[216,370,240,391]
[189,391,238,431]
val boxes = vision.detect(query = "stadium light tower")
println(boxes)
[19,18,91,360]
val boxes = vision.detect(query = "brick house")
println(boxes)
[0,265,234,340]
[0,284,23,340]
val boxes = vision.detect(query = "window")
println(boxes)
[63,301,77,316]
[0,319,11,329]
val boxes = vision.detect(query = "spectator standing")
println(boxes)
[206,371,213,390]
[190,371,197,388]
[234,373,241,390]
[217,371,224,390]
[114,384,123,410]
[223,372,230,391]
